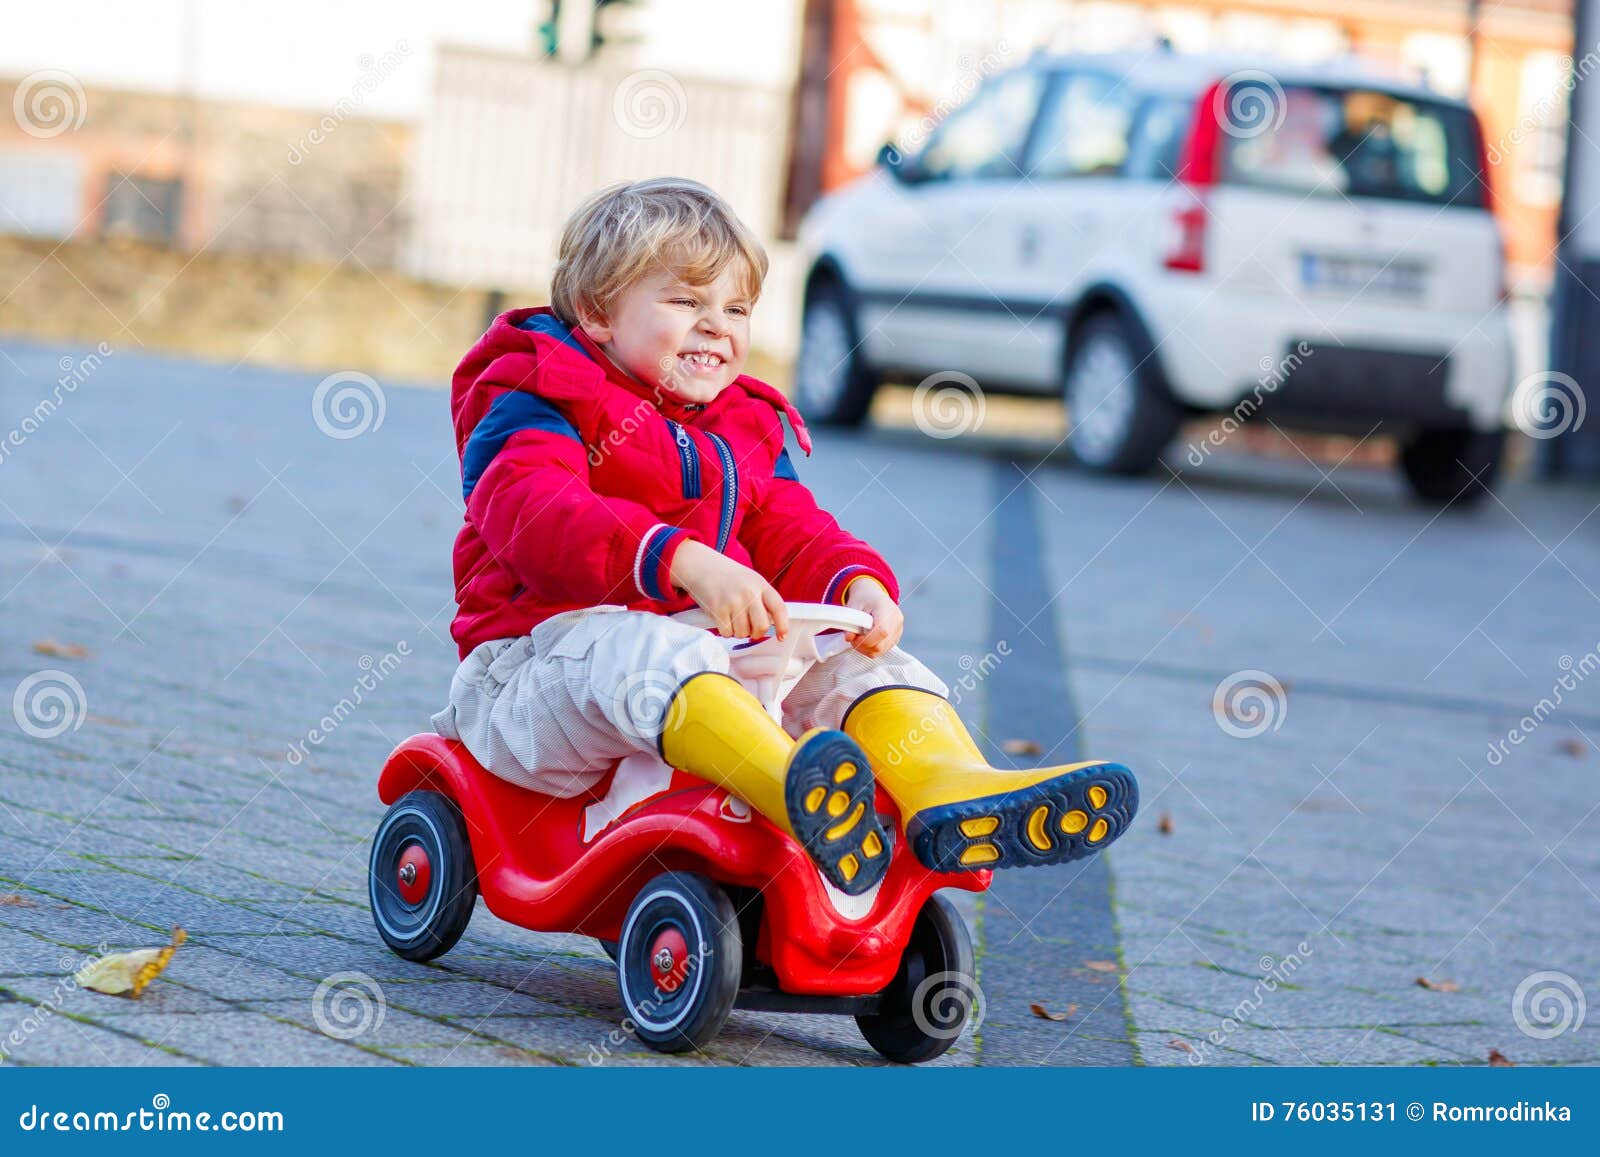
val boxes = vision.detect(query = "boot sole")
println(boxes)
[907,762,1137,873]
[784,730,893,896]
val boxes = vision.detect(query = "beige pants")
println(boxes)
[431,606,947,798]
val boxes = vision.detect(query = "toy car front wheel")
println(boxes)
[369,791,477,962]
[616,871,742,1053]
[856,893,976,1063]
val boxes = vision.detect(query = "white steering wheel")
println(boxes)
[671,602,872,717]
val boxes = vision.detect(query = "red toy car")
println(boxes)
[369,604,989,1062]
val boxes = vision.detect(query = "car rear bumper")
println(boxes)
[1146,281,1515,432]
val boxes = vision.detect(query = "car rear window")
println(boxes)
[1219,82,1488,209]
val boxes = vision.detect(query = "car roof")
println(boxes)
[1019,49,1470,108]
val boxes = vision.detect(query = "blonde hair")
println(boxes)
[550,177,768,328]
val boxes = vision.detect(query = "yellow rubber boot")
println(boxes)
[841,687,1137,873]
[659,673,892,895]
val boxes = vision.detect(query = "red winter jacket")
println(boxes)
[447,307,899,657]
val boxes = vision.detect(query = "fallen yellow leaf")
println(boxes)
[1030,1002,1077,1021]
[32,639,90,659]
[1083,960,1119,972]
[75,927,186,998]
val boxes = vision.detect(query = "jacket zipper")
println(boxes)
[706,431,738,553]
[666,419,701,499]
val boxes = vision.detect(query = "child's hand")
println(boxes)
[842,577,903,658]
[670,540,790,640]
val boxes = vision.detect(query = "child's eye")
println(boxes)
[670,298,697,307]
[727,306,748,316]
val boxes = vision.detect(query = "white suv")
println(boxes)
[794,50,1514,504]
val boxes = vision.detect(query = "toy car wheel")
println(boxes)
[616,871,742,1053]
[856,893,976,1063]
[369,790,477,962]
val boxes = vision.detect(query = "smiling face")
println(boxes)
[576,264,753,404]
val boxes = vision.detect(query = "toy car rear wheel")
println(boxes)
[616,871,742,1053]
[856,893,976,1063]
[369,791,477,962]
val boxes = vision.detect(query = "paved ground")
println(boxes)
[1,338,1597,1066]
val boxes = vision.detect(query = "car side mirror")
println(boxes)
[877,140,921,183]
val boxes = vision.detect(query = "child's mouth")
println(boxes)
[678,352,725,376]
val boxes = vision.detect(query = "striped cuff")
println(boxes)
[822,564,880,605]
[634,524,686,601]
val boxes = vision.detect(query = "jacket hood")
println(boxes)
[455,306,812,455]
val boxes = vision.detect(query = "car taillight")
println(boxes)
[1470,111,1497,218]
[1468,111,1510,303]
[1163,80,1226,273]
[1164,196,1209,273]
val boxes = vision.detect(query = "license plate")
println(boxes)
[1300,253,1426,298]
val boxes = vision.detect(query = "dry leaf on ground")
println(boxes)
[1488,1048,1515,1067]
[0,894,39,908]
[1167,1038,1196,1054]
[75,927,186,998]
[1157,812,1174,834]
[1084,960,1119,972]
[33,639,90,659]
[1557,737,1587,758]
[1030,1002,1077,1022]
[1002,738,1042,755]
[1415,976,1460,992]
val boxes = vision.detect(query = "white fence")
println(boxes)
[406,46,799,349]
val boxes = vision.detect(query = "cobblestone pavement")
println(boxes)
[1,340,1596,1066]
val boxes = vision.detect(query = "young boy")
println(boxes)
[433,177,1136,897]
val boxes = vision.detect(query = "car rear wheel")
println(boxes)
[1064,311,1181,474]
[795,280,879,426]
[1399,427,1504,507]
